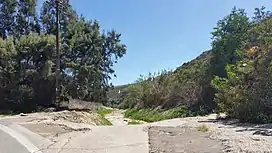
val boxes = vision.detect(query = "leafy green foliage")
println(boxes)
[119,71,177,109]
[94,107,113,126]
[127,120,142,125]
[0,0,18,38]
[106,84,129,108]
[211,7,272,123]
[118,51,214,114]
[14,0,40,37]
[99,117,113,126]
[96,107,113,117]
[1,1,272,125]
[124,109,167,122]
[118,6,272,124]
[0,34,56,111]
[124,107,192,123]
[0,0,126,112]
[63,18,126,102]
[211,7,251,78]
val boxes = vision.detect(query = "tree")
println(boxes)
[14,0,40,37]
[211,7,251,77]
[0,0,17,38]
[40,0,77,35]
[0,36,17,110]
[64,18,126,102]
[252,6,272,23]
[0,0,127,112]
[212,9,272,123]
[15,33,56,107]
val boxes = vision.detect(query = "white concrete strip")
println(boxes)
[0,124,42,153]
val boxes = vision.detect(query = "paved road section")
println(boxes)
[45,125,149,153]
[0,129,29,153]
[148,126,224,153]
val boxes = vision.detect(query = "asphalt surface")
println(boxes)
[0,129,29,153]
[148,126,224,153]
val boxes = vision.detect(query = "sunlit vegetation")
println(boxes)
[0,0,126,112]
[111,6,272,123]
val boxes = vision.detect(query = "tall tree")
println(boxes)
[14,33,56,108]
[40,0,77,35]
[211,7,251,77]
[0,36,17,110]
[14,0,40,37]
[252,6,272,23]
[64,18,126,102]
[0,0,127,112]
[0,0,17,38]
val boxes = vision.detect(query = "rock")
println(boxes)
[19,113,28,116]
[45,107,57,112]
[253,130,272,136]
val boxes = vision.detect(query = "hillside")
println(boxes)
[107,50,213,110]
[174,50,212,72]
[108,7,272,124]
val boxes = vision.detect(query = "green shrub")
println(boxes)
[124,107,192,122]
[118,54,215,115]
[128,120,142,125]
[165,106,192,118]
[96,107,113,117]
[124,109,166,122]
[100,117,113,126]
[118,7,272,124]
[95,107,113,126]
[209,7,272,124]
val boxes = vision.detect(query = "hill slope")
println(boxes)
[108,7,272,123]
[107,50,214,112]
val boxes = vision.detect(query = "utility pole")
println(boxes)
[45,0,68,106]
[55,0,61,106]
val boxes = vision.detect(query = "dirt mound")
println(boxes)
[59,99,103,110]
[51,110,101,125]
[6,110,106,129]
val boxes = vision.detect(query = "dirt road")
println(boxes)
[105,109,128,125]
[1,110,272,153]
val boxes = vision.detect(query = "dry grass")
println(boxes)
[197,124,209,132]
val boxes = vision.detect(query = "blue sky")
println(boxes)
[39,0,272,85]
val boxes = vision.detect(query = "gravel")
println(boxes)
[148,126,224,153]
[151,114,272,153]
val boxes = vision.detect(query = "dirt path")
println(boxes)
[105,109,146,126]
[105,109,129,126]
[2,110,272,153]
